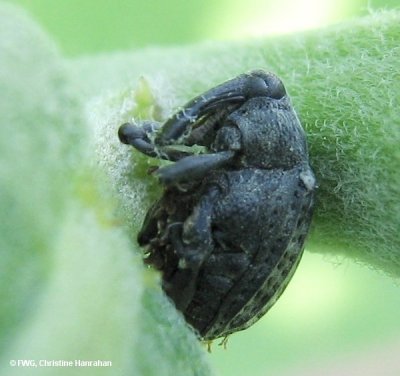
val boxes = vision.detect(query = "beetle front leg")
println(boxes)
[118,121,160,157]
[118,121,193,161]
[164,188,219,311]
[156,150,235,186]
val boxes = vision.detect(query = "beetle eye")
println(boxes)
[266,75,286,99]
[251,70,286,99]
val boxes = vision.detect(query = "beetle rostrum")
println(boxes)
[118,70,316,340]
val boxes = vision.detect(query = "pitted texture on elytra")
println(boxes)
[118,70,316,340]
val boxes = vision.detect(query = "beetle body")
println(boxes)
[119,70,316,340]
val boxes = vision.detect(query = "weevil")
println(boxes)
[118,70,316,340]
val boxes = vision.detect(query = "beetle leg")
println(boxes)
[165,188,219,311]
[137,199,164,246]
[155,70,286,145]
[118,121,193,161]
[156,151,235,186]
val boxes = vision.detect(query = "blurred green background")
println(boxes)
[5,0,400,55]
[5,0,400,375]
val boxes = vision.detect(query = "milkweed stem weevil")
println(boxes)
[118,70,316,340]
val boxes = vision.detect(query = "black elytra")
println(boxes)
[118,70,316,340]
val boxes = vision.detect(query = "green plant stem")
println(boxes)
[81,10,400,276]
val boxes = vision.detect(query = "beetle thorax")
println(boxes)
[229,97,308,170]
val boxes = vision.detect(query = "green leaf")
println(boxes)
[0,3,213,375]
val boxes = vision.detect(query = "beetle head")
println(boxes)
[155,70,286,146]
